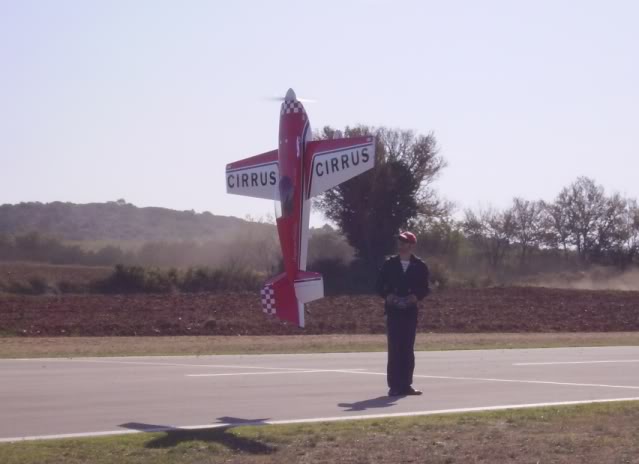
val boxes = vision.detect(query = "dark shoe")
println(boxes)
[402,387,422,396]
[388,388,403,397]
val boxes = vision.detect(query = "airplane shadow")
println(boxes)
[119,417,275,454]
[338,395,404,412]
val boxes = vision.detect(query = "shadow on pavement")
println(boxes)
[338,395,403,411]
[119,417,275,454]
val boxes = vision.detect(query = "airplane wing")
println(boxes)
[226,149,279,200]
[305,136,375,198]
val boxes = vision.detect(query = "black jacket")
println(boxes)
[376,254,430,303]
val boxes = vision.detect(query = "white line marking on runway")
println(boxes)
[332,370,639,390]
[187,369,366,377]
[514,360,639,366]
[3,396,639,443]
[63,359,368,373]
[15,358,369,376]
[6,358,637,390]
[414,374,639,390]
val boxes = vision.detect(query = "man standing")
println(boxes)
[376,231,430,396]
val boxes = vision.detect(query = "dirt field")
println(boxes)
[1,287,638,336]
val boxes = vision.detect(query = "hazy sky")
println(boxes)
[1,0,637,226]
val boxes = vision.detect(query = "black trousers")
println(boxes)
[385,307,418,391]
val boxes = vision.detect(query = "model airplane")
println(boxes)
[226,88,375,327]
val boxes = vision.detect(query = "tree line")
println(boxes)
[457,177,639,271]
[2,125,637,293]
[314,126,639,287]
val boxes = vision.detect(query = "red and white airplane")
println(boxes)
[226,89,375,327]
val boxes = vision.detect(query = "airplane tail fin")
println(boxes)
[260,271,324,328]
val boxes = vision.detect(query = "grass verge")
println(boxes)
[1,401,638,463]
[1,332,638,358]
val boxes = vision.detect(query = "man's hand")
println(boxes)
[385,294,397,305]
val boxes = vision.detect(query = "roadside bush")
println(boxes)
[308,258,378,295]
[456,272,496,289]
[427,259,450,290]
[89,265,261,294]
[56,280,89,294]
[28,276,49,294]
[1,281,31,294]
[308,258,351,295]
[179,266,261,292]
[1,276,52,295]
[92,265,176,294]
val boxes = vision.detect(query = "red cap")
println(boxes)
[398,231,417,244]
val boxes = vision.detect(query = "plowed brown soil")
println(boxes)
[1,287,638,336]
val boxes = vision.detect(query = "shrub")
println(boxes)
[179,266,261,293]
[28,276,49,294]
[90,265,261,294]
[308,258,348,295]
[427,259,450,290]
[92,265,175,294]
[2,276,52,295]
[4,281,33,294]
[307,258,378,295]
[56,280,89,294]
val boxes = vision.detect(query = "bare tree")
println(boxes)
[592,193,628,261]
[604,197,639,267]
[462,207,516,269]
[560,177,607,261]
[543,193,571,254]
[510,198,545,267]
[626,200,639,265]
[541,177,639,267]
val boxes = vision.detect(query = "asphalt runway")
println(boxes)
[1,346,639,442]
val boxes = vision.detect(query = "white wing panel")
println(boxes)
[226,151,279,201]
[307,139,375,198]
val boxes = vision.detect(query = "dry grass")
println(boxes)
[1,332,638,358]
[1,401,638,463]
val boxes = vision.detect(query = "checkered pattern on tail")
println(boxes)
[260,284,276,315]
[280,101,306,115]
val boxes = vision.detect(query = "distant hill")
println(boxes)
[0,201,270,242]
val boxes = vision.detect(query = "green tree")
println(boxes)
[314,125,446,265]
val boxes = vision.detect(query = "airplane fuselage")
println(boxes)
[225,88,376,327]
[276,98,312,281]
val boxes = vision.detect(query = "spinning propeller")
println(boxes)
[264,88,317,103]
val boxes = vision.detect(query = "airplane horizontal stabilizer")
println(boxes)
[294,271,323,304]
